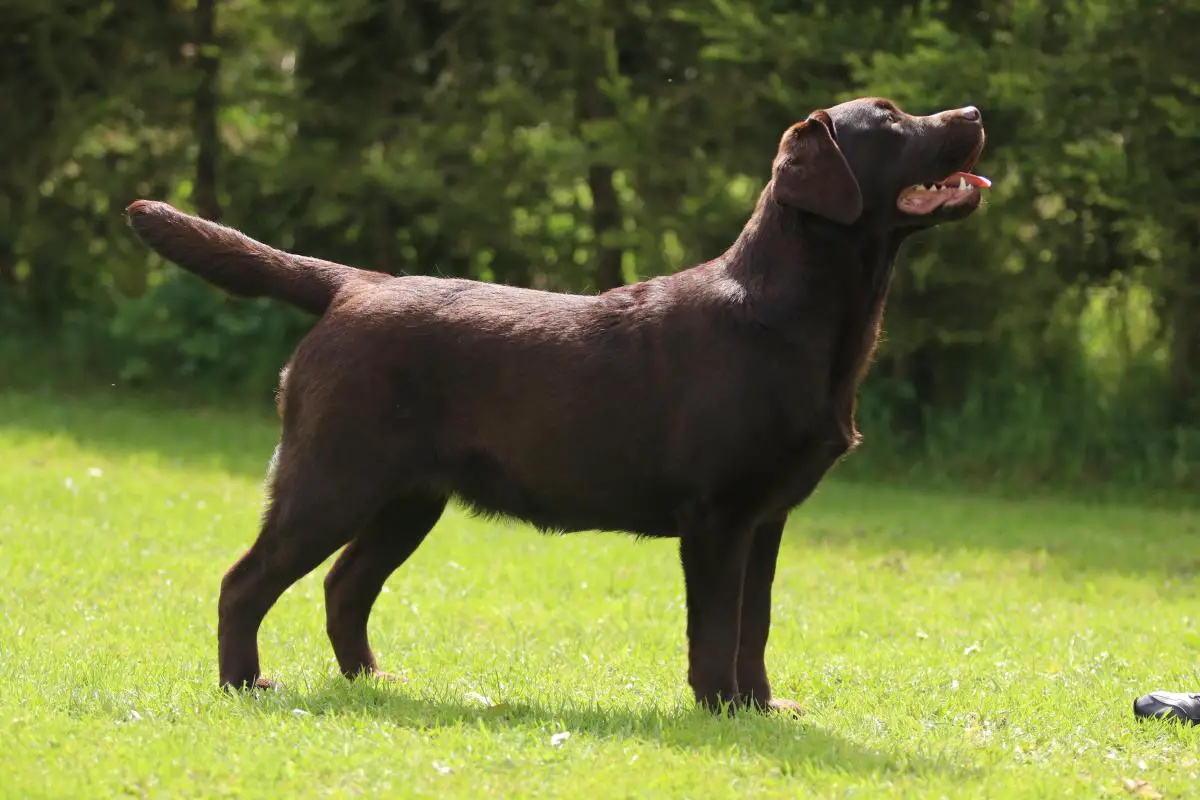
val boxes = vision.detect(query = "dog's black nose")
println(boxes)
[960,105,981,122]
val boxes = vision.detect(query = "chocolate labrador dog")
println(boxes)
[126,96,988,714]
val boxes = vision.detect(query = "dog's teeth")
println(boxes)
[958,176,968,190]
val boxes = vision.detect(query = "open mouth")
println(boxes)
[897,170,991,215]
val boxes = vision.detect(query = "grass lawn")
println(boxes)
[1,387,1198,799]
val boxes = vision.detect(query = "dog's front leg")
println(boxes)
[678,511,755,713]
[736,517,802,715]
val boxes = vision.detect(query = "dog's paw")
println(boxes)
[221,676,281,694]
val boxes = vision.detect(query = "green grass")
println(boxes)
[1,388,1198,799]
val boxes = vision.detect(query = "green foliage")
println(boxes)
[0,0,1196,488]
[105,273,311,391]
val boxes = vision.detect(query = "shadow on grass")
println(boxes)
[238,679,967,781]
[2,386,1196,578]
[783,478,1199,580]
[0,386,280,478]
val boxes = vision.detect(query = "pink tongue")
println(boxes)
[949,171,992,188]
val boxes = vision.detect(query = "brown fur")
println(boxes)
[126,97,986,713]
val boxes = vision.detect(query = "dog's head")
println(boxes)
[770,96,988,229]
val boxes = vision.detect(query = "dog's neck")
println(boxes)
[719,190,911,444]
[722,190,902,326]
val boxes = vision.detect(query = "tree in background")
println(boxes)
[0,0,1195,489]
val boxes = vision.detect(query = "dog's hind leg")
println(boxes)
[323,491,447,680]
[217,454,390,691]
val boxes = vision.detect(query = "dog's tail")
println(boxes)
[124,200,389,316]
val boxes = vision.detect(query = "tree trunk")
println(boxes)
[587,163,623,292]
[0,226,14,287]
[1167,235,1200,426]
[576,21,624,293]
[1168,292,1198,425]
[193,0,221,220]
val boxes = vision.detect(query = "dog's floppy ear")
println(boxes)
[771,110,863,225]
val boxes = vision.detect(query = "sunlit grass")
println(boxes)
[1,389,1197,798]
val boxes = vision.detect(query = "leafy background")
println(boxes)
[1,0,1196,490]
